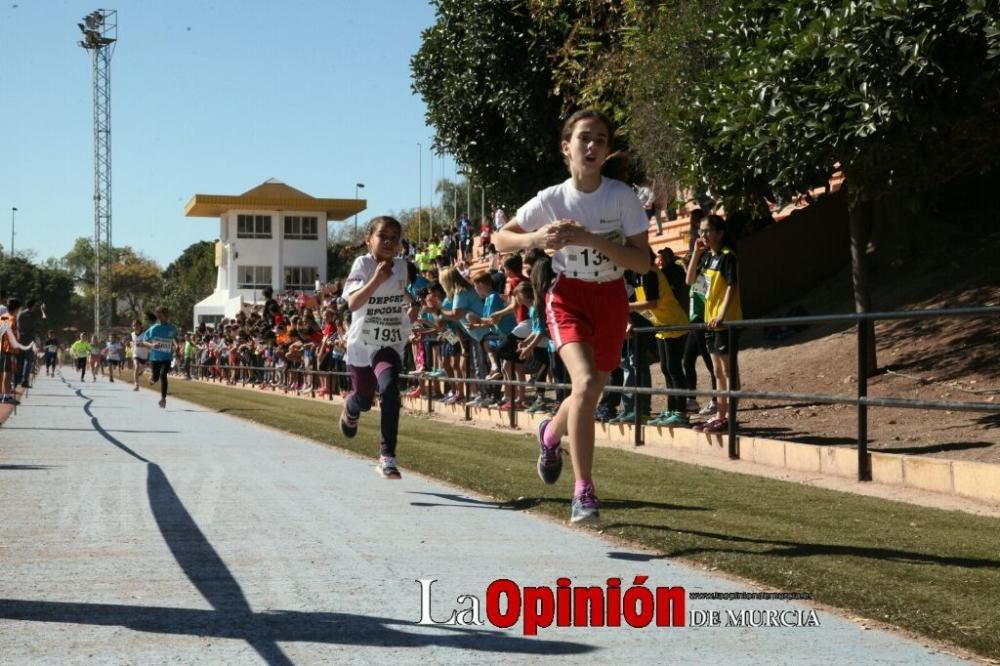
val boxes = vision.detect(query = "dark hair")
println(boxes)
[704,213,733,248]
[601,151,630,183]
[339,215,404,259]
[705,214,726,232]
[524,248,547,271]
[262,286,273,298]
[529,256,555,315]
[561,108,614,144]
[502,254,523,274]
[367,215,402,238]
[6,298,21,312]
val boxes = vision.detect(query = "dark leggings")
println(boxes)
[76,357,87,381]
[682,326,716,396]
[347,348,402,458]
[657,335,689,413]
[151,360,170,400]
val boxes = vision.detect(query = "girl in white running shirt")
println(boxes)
[493,109,650,525]
[338,216,419,480]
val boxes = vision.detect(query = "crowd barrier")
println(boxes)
[191,305,1000,482]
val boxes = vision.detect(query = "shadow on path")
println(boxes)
[24,377,595,663]
[408,491,712,514]
[603,524,1000,569]
[0,598,592,655]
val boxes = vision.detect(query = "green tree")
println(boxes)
[638,0,1000,374]
[111,249,163,323]
[411,0,568,206]
[160,241,216,330]
[61,236,97,287]
[0,256,77,333]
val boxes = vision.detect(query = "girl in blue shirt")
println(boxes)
[440,267,490,405]
[142,307,178,409]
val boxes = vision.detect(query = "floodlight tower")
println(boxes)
[78,9,117,336]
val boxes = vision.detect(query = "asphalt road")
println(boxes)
[0,372,965,665]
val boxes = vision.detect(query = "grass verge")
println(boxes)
[161,377,999,659]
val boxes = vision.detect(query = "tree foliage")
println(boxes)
[411,0,568,206]
[112,249,164,322]
[0,256,76,333]
[672,0,1000,211]
[160,241,216,331]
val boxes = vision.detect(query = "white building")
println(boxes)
[184,179,364,326]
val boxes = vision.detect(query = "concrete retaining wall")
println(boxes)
[404,396,999,508]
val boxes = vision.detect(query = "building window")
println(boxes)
[284,215,319,240]
[284,266,319,290]
[237,214,272,239]
[237,265,272,290]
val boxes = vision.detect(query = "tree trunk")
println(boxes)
[847,187,879,377]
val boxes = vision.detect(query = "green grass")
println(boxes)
[163,377,999,659]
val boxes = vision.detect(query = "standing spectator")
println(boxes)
[638,248,691,426]
[687,208,705,258]
[688,214,742,434]
[1,299,22,402]
[635,181,656,232]
[479,217,492,259]
[458,213,473,262]
[16,300,45,389]
[262,286,280,330]
[492,205,507,231]
[183,333,197,379]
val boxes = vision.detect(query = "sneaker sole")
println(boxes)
[340,410,358,438]
[376,467,402,480]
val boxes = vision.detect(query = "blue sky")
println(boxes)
[1,0,452,267]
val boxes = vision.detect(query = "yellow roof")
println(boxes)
[184,178,365,220]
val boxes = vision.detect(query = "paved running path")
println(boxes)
[0,373,964,665]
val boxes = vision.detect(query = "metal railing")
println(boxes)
[188,305,1000,482]
[632,305,1000,479]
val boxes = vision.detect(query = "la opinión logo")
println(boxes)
[416,576,686,636]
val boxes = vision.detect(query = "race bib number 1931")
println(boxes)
[362,323,404,346]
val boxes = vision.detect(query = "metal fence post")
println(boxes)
[857,318,871,481]
[727,327,739,459]
[632,328,643,447]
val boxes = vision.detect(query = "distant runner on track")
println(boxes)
[141,307,178,409]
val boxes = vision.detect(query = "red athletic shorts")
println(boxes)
[545,274,629,372]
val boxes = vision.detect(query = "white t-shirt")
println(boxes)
[343,254,412,367]
[132,332,149,360]
[493,207,507,230]
[516,177,648,281]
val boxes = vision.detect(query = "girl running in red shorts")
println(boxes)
[494,109,650,524]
